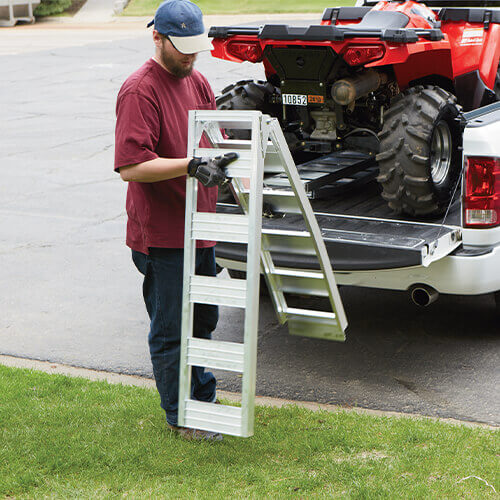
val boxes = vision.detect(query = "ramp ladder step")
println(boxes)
[272,268,324,279]
[285,307,337,320]
[192,212,249,243]
[189,275,247,308]
[184,400,244,436]
[187,338,244,373]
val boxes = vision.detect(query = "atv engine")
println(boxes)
[263,46,398,157]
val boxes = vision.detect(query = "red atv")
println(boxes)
[209,0,500,217]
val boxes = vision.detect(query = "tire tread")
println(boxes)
[377,85,462,216]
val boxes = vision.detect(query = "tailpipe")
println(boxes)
[410,285,439,307]
[331,70,388,106]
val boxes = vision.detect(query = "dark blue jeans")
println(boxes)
[132,247,218,426]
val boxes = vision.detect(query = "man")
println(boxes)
[114,0,237,441]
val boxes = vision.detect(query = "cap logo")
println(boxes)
[181,22,187,29]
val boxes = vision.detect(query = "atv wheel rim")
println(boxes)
[430,120,452,186]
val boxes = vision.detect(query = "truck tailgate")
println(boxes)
[216,202,462,271]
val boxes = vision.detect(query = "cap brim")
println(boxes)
[169,33,213,54]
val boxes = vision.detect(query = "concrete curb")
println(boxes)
[1,354,497,430]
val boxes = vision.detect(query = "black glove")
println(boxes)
[188,152,239,188]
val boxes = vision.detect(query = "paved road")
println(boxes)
[1,22,498,425]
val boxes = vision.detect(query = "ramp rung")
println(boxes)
[262,229,315,255]
[184,400,243,436]
[271,268,328,297]
[285,307,336,320]
[210,139,275,151]
[213,139,252,150]
[187,338,244,372]
[190,275,247,308]
[262,188,296,197]
[194,109,261,129]
[265,177,291,187]
[272,268,324,279]
[192,212,249,243]
[262,228,311,237]
[262,188,297,197]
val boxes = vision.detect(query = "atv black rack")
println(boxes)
[322,6,500,25]
[208,24,444,43]
[264,151,378,200]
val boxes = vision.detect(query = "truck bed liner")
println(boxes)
[216,179,462,271]
[311,180,461,226]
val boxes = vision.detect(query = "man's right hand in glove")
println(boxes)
[188,153,239,188]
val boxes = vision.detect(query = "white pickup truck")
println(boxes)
[215,102,500,314]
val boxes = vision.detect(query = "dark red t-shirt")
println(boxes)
[114,58,217,254]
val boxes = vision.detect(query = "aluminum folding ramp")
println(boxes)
[178,110,347,438]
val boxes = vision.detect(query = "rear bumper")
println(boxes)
[217,243,500,295]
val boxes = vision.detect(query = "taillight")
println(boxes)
[343,45,385,66]
[463,156,500,228]
[227,41,263,63]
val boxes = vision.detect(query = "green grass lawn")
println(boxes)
[123,0,356,16]
[0,365,498,498]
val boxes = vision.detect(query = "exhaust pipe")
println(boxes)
[410,285,439,307]
[331,70,388,106]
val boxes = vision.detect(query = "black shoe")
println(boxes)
[167,423,223,442]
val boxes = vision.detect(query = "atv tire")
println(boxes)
[377,85,462,217]
[216,80,277,139]
[216,80,279,202]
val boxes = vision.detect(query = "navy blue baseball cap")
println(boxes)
[147,0,212,54]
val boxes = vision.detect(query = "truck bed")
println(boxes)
[310,179,461,225]
[216,175,462,271]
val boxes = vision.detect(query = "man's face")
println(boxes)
[159,36,197,78]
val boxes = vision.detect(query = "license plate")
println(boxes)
[282,94,307,106]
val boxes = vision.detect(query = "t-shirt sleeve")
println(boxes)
[114,92,160,172]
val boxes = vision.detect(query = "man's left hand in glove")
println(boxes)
[188,152,239,187]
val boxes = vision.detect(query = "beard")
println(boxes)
[160,45,195,78]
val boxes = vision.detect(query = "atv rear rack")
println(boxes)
[208,24,444,43]
[322,6,500,26]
